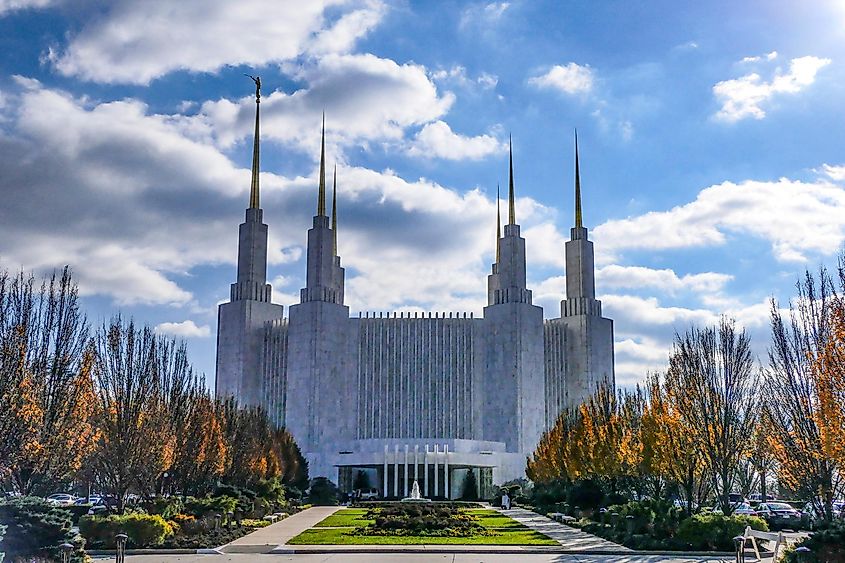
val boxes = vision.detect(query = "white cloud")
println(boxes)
[49,0,385,84]
[528,63,594,95]
[0,0,53,15]
[713,55,831,122]
[820,163,845,181]
[459,2,510,29]
[594,177,845,263]
[597,265,733,294]
[155,320,211,338]
[202,53,455,150]
[602,294,775,385]
[407,121,504,161]
[431,65,498,90]
[741,51,778,63]
[0,81,561,314]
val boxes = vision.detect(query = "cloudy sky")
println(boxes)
[1,0,844,387]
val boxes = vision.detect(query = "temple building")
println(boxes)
[215,81,615,499]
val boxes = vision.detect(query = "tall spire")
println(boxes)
[317,113,327,216]
[575,129,582,229]
[331,164,338,255]
[247,75,261,209]
[508,135,516,225]
[496,184,501,262]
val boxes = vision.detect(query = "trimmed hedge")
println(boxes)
[0,496,85,562]
[79,513,173,548]
[676,513,769,551]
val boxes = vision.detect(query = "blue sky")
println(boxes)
[1,0,844,387]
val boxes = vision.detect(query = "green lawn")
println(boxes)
[288,527,557,545]
[288,508,557,546]
[312,508,375,527]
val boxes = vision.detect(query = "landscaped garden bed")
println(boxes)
[288,505,557,545]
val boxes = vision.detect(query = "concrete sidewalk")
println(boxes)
[499,507,631,551]
[220,506,341,553]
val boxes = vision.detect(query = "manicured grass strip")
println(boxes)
[287,527,558,545]
[472,513,530,530]
[313,508,375,527]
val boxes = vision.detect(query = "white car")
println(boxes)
[712,502,757,516]
[46,493,77,506]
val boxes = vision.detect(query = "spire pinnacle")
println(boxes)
[496,184,501,262]
[331,164,338,255]
[575,129,582,229]
[247,74,261,209]
[508,135,516,225]
[317,113,327,216]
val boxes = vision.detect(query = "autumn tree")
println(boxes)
[766,263,845,521]
[0,267,97,495]
[670,318,758,515]
[526,407,581,484]
[88,317,176,512]
[641,373,709,515]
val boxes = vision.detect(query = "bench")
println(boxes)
[740,526,789,561]
[547,512,576,524]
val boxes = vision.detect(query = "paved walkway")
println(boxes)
[221,506,341,553]
[498,507,632,551]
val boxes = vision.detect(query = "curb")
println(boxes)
[269,545,736,556]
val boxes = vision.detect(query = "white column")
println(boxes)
[403,444,409,497]
[424,444,429,497]
[393,445,399,498]
[383,444,388,498]
[414,444,419,484]
[444,444,450,500]
[433,444,439,498]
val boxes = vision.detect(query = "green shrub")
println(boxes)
[254,478,286,506]
[605,498,683,539]
[79,513,174,548]
[0,496,85,562]
[307,478,339,506]
[676,513,768,551]
[141,497,184,519]
[566,479,605,510]
[358,505,485,537]
[784,520,845,563]
[183,495,238,518]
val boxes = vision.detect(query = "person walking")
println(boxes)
[501,491,510,510]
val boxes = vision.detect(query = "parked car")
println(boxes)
[755,502,803,529]
[801,500,845,526]
[712,502,757,516]
[359,488,380,500]
[46,493,77,506]
[728,493,747,505]
[86,496,118,515]
[73,495,101,505]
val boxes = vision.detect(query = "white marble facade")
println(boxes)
[216,126,614,495]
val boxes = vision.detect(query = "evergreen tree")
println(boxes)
[460,469,479,501]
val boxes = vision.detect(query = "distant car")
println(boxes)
[359,488,379,500]
[728,493,747,505]
[46,493,76,506]
[73,495,101,505]
[802,500,845,525]
[712,502,757,516]
[756,502,803,529]
[86,497,115,515]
